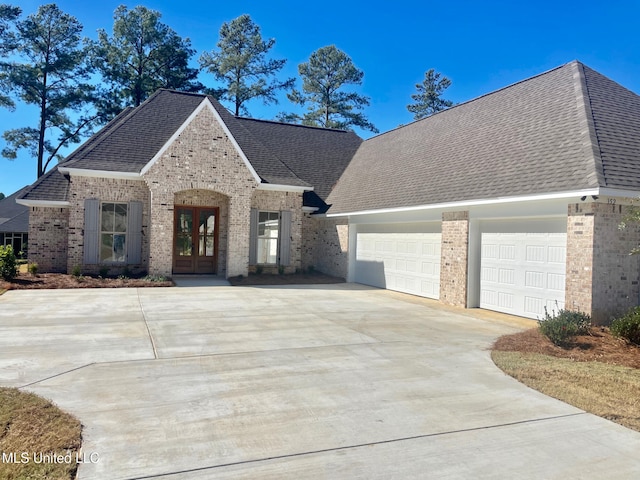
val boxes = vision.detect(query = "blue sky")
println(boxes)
[2,0,640,195]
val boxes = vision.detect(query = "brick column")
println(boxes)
[148,190,174,276]
[440,211,469,307]
[226,196,251,278]
[567,202,640,324]
[565,203,595,315]
[29,207,69,273]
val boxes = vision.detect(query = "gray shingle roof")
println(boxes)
[326,61,640,214]
[233,118,362,198]
[19,166,70,203]
[0,186,29,232]
[582,64,640,189]
[20,89,360,201]
[61,91,203,173]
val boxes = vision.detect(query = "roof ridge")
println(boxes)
[365,61,576,142]
[237,116,351,133]
[571,61,606,188]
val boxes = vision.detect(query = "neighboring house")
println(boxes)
[0,186,29,256]
[17,60,640,323]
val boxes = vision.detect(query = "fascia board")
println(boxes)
[16,199,70,207]
[58,167,142,180]
[257,183,312,193]
[326,189,601,218]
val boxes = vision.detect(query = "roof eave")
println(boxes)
[257,183,313,193]
[58,167,142,180]
[326,189,602,217]
[16,199,71,207]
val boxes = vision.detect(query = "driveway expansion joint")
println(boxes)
[137,288,158,360]
[119,413,589,480]
[19,362,96,388]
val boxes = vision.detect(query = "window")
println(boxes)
[257,211,279,264]
[100,203,127,263]
[1,232,27,257]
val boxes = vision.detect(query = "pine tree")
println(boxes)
[407,69,453,120]
[283,45,377,133]
[200,14,294,117]
[0,4,21,109]
[90,5,201,118]
[1,4,96,178]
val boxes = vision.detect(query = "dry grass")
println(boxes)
[0,387,81,479]
[492,327,640,432]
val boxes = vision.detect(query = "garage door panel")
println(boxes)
[356,231,441,299]
[480,232,566,319]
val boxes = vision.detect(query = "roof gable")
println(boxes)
[61,90,204,173]
[327,61,639,214]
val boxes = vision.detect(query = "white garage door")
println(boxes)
[355,232,441,299]
[480,232,566,319]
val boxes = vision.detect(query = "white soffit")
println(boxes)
[58,167,142,180]
[16,199,70,207]
[326,189,601,218]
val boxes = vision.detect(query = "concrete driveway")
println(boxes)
[1,284,639,479]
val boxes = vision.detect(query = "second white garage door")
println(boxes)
[355,232,441,299]
[480,232,566,319]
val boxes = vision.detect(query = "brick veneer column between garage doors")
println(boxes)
[566,201,640,324]
[440,211,469,307]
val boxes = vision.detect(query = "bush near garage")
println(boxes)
[0,245,17,280]
[611,307,640,345]
[538,307,591,346]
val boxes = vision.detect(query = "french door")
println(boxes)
[173,206,219,274]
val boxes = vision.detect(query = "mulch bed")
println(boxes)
[0,272,173,290]
[1,272,345,291]
[493,327,640,369]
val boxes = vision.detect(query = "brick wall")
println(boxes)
[251,190,303,274]
[303,215,348,279]
[66,176,150,275]
[440,211,469,306]
[143,104,258,277]
[567,201,640,324]
[28,207,69,273]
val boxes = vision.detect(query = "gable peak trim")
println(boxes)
[571,61,606,188]
[139,97,262,185]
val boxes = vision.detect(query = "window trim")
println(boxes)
[256,210,280,265]
[100,202,128,264]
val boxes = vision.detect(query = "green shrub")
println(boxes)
[0,245,17,280]
[99,266,109,278]
[142,274,167,282]
[71,265,82,278]
[28,262,38,275]
[611,307,640,345]
[539,307,591,346]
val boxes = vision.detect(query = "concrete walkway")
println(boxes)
[1,284,639,479]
